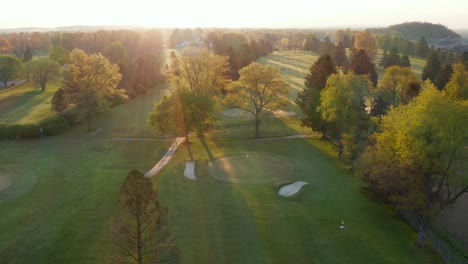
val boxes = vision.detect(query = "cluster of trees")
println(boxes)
[51,49,128,131]
[297,52,468,246]
[0,32,50,58]
[380,47,411,68]
[149,48,289,160]
[168,28,204,48]
[1,30,165,97]
[204,32,274,80]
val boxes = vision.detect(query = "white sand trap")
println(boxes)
[271,110,296,117]
[222,108,247,118]
[184,161,197,180]
[278,181,309,197]
[0,175,12,192]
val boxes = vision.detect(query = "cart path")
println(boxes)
[144,137,185,177]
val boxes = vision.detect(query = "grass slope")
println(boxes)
[0,81,59,124]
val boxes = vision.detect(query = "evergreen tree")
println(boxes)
[400,55,411,68]
[461,51,468,66]
[379,50,388,68]
[295,55,337,138]
[349,49,378,86]
[22,48,32,62]
[416,37,429,58]
[421,52,441,82]
[110,169,180,264]
[385,47,400,68]
[50,88,67,113]
[434,64,453,90]
[319,37,335,56]
[332,42,348,68]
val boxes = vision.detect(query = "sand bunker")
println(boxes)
[222,108,296,118]
[271,110,296,117]
[0,175,12,192]
[278,181,309,197]
[222,108,247,118]
[184,161,197,180]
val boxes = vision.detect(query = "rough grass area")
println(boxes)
[207,153,294,183]
[0,81,60,124]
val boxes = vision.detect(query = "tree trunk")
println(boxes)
[137,219,143,264]
[185,132,194,161]
[417,216,428,247]
[321,131,327,140]
[41,83,45,92]
[255,118,260,139]
[337,139,344,158]
[87,115,92,132]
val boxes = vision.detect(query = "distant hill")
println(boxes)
[369,22,468,52]
[369,22,461,41]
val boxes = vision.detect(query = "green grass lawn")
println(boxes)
[259,51,319,113]
[155,137,441,263]
[0,81,59,124]
[0,84,171,263]
[0,51,444,263]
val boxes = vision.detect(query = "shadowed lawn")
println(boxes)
[0,85,171,263]
[156,137,442,264]
[0,81,60,124]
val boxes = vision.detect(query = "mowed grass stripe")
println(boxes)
[156,138,441,263]
[0,81,60,124]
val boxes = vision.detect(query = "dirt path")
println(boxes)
[144,137,185,177]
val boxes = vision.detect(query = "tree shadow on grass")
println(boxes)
[200,137,215,161]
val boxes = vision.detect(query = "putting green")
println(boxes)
[0,167,36,200]
[207,153,294,183]
[0,175,12,192]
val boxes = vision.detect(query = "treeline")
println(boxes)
[0,30,164,97]
[167,28,274,80]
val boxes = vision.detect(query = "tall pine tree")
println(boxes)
[296,55,337,138]
[332,42,348,68]
[421,52,441,82]
[110,169,180,264]
[349,49,378,86]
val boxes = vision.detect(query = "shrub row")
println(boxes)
[0,107,81,140]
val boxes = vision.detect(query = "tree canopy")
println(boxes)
[62,49,127,131]
[296,55,337,138]
[349,49,378,86]
[421,52,441,83]
[359,86,468,245]
[444,63,468,100]
[379,65,421,107]
[353,31,378,60]
[318,73,373,158]
[110,169,179,264]
[29,58,59,91]
[0,55,21,87]
[225,62,289,138]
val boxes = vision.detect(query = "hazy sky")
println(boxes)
[1,0,467,29]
